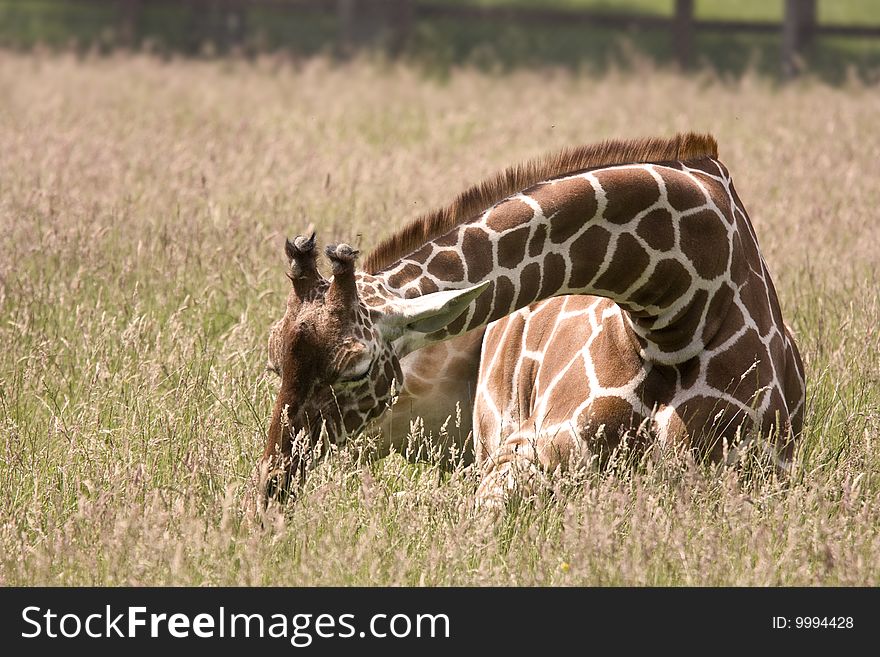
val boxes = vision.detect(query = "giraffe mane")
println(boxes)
[364,131,718,274]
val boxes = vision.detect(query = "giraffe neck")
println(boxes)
[379,158,759,365]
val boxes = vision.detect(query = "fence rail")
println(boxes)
[34,0,880,75]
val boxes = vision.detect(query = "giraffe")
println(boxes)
[261,133,805,506]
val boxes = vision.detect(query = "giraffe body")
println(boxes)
[463,160,806,500]
[261,134,805,506]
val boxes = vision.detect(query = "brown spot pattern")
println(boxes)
[463,227,493,283]
[679,209,729,279]
[589,320,641,388]
[580,396,637,445]
[641,363,679,403]
[568,225,611,289]
[493,275,516,319]
[662,168,708,212]
[676,395,750,457]
[701,283,736,345]
[427,250,465,282]
[636,208,675,251]
[706,328,768,405]
[434,227,460,247]
[498,226,529,269]
[387,263,422,289]
[485,198,534,233]
[526,178,598,244]
[684,159,722,177]
[597,168,659,224]
[516,262,541,309]
[677,360,700,390]
[630,258,692,312]
[419,277,439,295]
[529,225,548,257]
[408,243,433,264]
[539,252,566,299]
[650,289,708,353]
[468,281,496,329]
[593,233,650,293]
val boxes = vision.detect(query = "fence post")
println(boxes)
[783,0,817,77]
[673,0,694,69]
[117,0,142,48]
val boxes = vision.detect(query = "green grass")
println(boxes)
[439,0,671,14]
[439,0,880,23]
[0,1,879,82]
[0,53,878,585]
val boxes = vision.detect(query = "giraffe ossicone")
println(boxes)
[261,132,805,507]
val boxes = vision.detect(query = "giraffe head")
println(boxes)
[260,232,488,504]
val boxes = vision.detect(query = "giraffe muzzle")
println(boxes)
[260,453,304,508]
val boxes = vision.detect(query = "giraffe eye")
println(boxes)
[338,357,374,384]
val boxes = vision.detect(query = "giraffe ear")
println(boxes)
[379,281,491,340]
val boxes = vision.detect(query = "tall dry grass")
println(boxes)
[0,51,878,585]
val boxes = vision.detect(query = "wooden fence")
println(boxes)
[91,0,880,75]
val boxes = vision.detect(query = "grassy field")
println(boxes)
[445,0,880,23]
[2,1,880,82]
[0,51,878,585]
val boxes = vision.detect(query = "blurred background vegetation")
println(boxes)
[0,1,878,82]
